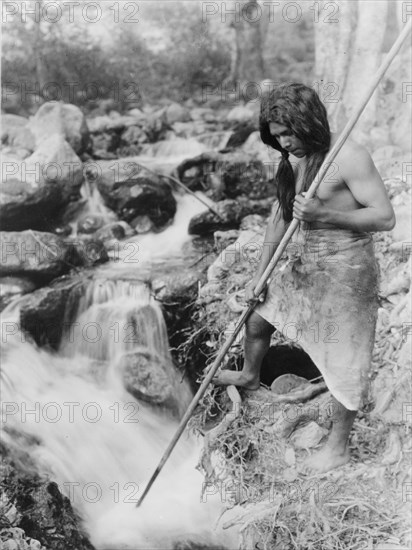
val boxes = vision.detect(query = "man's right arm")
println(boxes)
[252,202,288,281]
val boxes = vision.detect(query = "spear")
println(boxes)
[136,18,412,508]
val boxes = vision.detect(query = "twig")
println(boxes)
[129,161,224,220]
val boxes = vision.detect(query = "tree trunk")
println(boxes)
[223,0,267,86]
[31,0,49,94]
[315,0,389,136]
[314,0,355,131]
[343,0,388,136]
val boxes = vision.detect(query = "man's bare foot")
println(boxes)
[301,442,350,474]
[212,370,260,390]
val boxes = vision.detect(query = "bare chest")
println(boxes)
[293,158,348,203]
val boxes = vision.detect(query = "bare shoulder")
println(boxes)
[334,137,376,178]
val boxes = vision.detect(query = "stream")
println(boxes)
[0,142,238,549]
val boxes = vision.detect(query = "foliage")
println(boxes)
[1,1,230,113]
[1,1,317,114]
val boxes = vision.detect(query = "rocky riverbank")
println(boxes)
[1,94,410,549]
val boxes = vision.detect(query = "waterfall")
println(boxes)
[60,278,193,417]
[0,286,238,549]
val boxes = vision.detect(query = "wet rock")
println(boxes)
[290,421,327,449]
[28,101,90,154]
[94,221,134,246]
[177,151,275,200]
[54,225,72,237]
[19,272,88,348]
[77,215,106,235]
[0,450,95,550]
[0,231,81,282]
[188,197,273,235]
[119,350,175,407]
[130,215,154,234]
[96,165,176,230]
[0,182,66,232]
[27,135,83,198]
[153,270,200,305]
[0,136,83,231]
[67,236,109,267]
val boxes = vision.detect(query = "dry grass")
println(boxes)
[188,178,411,550]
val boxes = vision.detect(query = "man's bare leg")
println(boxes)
[213,312,274,389]
[302,395,357,473]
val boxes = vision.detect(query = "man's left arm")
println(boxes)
[294,147,396,232]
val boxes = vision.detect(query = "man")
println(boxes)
[213,83,395,473]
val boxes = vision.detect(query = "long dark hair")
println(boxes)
[259,83,331,222]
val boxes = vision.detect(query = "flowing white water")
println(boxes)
[0,290,238,549]
[107,191,213,268]
[140,137,208,159]
[0,136,236,548]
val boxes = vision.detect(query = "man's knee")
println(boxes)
[246,314,273,339]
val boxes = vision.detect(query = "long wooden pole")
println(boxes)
[136,19,412,508]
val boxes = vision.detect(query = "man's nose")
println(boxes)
[279,136,291,148]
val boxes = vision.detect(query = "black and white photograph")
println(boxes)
[1,1,411,549]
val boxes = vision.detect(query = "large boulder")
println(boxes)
[28,101,90,154]
[1,113,35,152]
[164,102,192,125]
[0,231,80,282]
[188,197,273,235]
[0,180,67,232]
[118,350,176,409]
[96,162,176,230]
[177,151,275,201]
[0,136,83,231]
[27,136,83,199]
[19,272,88,348]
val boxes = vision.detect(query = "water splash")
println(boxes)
[0,290,238,549]
[108,191,213,267]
